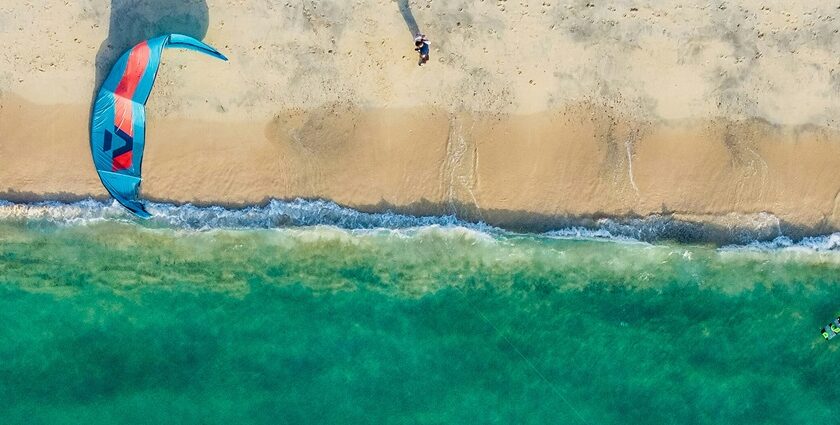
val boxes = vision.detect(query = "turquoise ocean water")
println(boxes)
[1,200,839,424]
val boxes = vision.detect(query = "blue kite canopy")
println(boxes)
[90,34,227,218]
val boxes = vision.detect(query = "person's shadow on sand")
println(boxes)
[398,0,420,38]
[94,0,210,93]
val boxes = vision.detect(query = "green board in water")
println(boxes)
[821,317,840,340]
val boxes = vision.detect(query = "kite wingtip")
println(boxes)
[136,210,153,219]
[129,205,153,219]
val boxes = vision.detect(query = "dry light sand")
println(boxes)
[1,0,839,234]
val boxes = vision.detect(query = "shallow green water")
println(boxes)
[1,220,839,424]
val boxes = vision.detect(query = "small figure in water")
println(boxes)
[414,33,430,66]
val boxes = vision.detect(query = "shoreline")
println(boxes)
[1,197,838,247]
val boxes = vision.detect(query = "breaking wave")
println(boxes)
[0,199,481,230]
[0,198,837,250]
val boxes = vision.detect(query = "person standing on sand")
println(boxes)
[414,33,430,66]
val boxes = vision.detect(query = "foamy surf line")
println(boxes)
[0,199,837,250]
[0,199,481,231]
[719,234,840,253]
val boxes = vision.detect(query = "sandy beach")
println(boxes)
[1,0,839,234]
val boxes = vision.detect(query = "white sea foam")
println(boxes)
[543,227,649,245]
[0,199,837,251]
[0,198,493,232]
[720,233,840,253]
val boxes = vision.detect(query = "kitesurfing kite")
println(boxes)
[90,34,227,218]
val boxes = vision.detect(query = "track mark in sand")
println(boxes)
[440,115,483,219]
[722,126,770,200]
[288,129,325,194]
[300,0,318,32]
[624,137,640,199]
[471,140,481,208]
[744,145,769,199]
[832,188,840,219]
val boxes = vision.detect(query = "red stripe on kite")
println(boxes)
[111,41,150,168]
[112,151,133,171]
[114,41,151,99]
[113,41,151,137]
